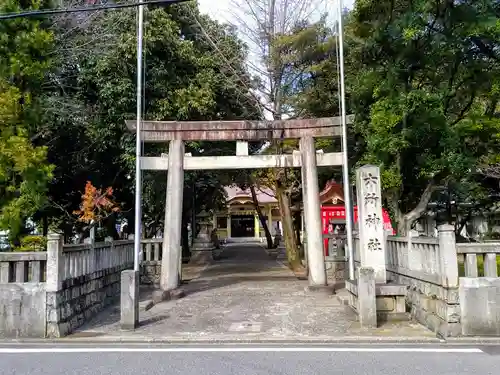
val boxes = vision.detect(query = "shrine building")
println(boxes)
[209,181,385,241]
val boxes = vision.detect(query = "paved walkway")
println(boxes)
[68,244,437,342]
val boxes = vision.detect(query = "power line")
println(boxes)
[0,0,191,20]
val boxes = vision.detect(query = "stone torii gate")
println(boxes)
[126,116,352,297]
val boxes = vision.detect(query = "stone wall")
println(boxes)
[386,270,460,336]
[46,264,130,337]
[385,228,461,337]
[45,237,134,337]
[0,235,134,338]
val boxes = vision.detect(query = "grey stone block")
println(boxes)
[460,277,500,336]
[120,270,139,330]
[0,283,47,338]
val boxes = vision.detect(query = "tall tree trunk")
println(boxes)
[276,184,302,271]
[249,185,274,248]
[390,179,437,236]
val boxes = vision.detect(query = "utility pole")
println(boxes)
[132,0,191,270]
[336,0,355,280]
[133,1,144,273]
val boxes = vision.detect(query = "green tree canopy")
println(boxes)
[27,3,261,239]
[348,0,500,233]
[0,0,54,242]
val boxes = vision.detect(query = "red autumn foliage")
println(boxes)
[73,181,120,224]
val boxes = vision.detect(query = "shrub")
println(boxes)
[13,235,47,252]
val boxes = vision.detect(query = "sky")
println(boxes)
[195,0,356,120]
[198,0,356,23]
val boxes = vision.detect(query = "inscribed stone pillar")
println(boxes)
[355,165,387,283]
[299,136,327,286]
[161,139,185,291]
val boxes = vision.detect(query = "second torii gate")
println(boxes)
[126,116,352,297]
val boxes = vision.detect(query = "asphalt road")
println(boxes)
[1,344,500,375]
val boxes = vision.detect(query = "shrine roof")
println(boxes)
[224,185,277,204]
[319,180,345,204]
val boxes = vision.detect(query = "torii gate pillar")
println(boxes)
[160,140,185,292]
[300,136,327,287]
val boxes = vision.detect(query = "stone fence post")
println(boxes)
[46,233,65,337]
[46,233,64,292]
[437,224,459,288]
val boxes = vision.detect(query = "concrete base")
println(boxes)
[144,288,185,311]
[304,285,335,295]
[120,270,139,330]
[460,277,500,336]
[346,278,408,325]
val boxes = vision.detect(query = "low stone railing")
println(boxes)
[0,252,47,283]
[456,242,500,336]
[59,241,133,281]
[140,239,162,284]
[46,235,134,337]
[385,225,461,337]
[0,235,134,338]
[350,227,500,337]
[142,238,163,262]
[456,242,499,277]
[0,251,48,337]
[386,236,441,284]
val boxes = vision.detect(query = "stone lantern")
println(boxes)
[190,210,214,264]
